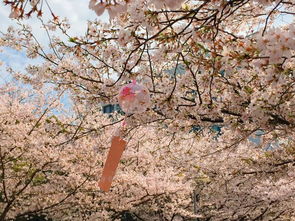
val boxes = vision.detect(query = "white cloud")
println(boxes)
[48,0,108,36]
[0,0,108,44]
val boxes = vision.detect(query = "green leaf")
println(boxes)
[32,173,47,186]
[68,37,77,43]
[12,161,29,172]
[244,86,253,94]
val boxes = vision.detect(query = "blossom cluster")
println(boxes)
[1,0,295,220]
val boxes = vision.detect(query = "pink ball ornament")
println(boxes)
[118,80,150,114]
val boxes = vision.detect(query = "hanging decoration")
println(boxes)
[99,80,150,192]
[118,80,151,114]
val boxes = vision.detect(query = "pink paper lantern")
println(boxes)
[118,81,150,114]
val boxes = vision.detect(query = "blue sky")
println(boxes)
[0,0,109,114]
[0,0,108,82]
[0,1,292,143]
[0,1,293,78]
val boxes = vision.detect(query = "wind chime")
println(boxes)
[99,80,151,192]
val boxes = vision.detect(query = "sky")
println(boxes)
[0,1,109,113]
[0,0,108,43]
[0,1,293,73]
[0,1,292,143]
[0,2,293,93]
[0,0,108,83]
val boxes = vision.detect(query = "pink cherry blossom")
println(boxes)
[1,0,295,220]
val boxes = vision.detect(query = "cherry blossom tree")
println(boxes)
[0,83,196,220]
[1,0,295,220]
[0,84,101,220]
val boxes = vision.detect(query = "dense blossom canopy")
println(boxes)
[0,0,295,220]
